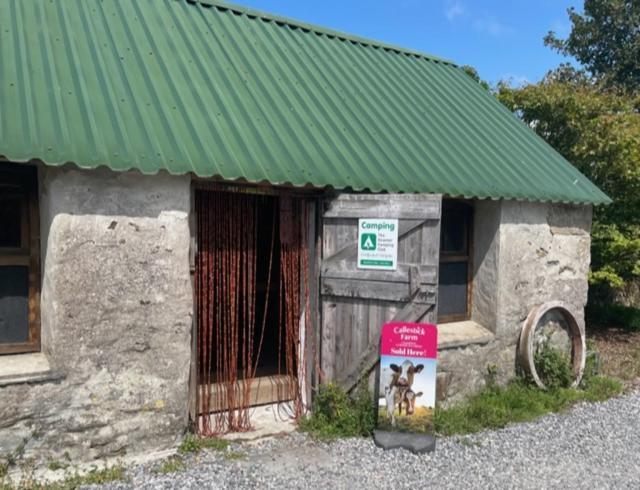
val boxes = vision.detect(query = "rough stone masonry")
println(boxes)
[0,167,193,464]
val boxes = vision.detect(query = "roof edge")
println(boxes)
[2,155,612,205]
[191,0,458,66]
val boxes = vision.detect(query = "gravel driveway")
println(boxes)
[97,389,640,490]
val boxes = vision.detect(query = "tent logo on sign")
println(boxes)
[357,219,399,271]
[361,233,377,251]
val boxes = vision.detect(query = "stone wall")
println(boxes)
[0,167,193,464]
[0,174,595,459]
[437,200,592,405]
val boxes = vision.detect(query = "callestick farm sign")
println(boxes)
[375,322,438,454]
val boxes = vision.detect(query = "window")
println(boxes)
[0,164,40,354]
[438,200,473,322]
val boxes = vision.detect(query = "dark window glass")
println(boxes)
[440,202,471,255]
[438,201,473,321]
[0,265,29,344]
[0,196,22,248]
[440,214,467,253]
[438,262,468,317]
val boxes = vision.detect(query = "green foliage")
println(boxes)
[590,223,640,297]
[298,383,376,440]
[497,75,640,222]
[178,434,229,455]
[434,376,623,436]
[534,343,574,389]
[586,303,640,332]
[461,65,491,91]
[485,364,500,388]
[154,456,185,475]
[45,461,68,472]
[544,0,640,92]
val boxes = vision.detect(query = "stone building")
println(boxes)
[0,0,608,464]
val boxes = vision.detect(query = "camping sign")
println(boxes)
[357,218,398,270]
[374,322,438,454]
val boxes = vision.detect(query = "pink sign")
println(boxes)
[380,322,438,359]
[376,321,438,446]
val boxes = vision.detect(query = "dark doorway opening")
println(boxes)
[194,188,310,433]
[247,194,283,378]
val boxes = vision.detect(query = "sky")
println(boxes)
[232,0,581,86]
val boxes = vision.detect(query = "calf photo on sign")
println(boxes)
[375,322,438,453]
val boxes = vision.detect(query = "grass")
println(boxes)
[222,451,246,461]
[178,434,230,455]
[154,456,185,475]
[55,466,127,489]
[433,376,623,436]
[1,465,127,490]
[153,433,245,475]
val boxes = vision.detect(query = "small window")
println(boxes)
[0,164,40,354]
[438,200,473,322]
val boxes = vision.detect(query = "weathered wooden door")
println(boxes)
[320,194,442,391]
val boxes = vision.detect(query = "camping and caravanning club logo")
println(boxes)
[360,233,377,251]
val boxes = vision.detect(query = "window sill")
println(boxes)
[437,320,494,350]
[0,352,63,387]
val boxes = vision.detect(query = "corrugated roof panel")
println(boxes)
[0,0,610,204]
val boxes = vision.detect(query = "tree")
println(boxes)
[461,65,491,91]
[544,0,640,93]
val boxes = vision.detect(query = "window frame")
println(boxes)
[438,199,474,324]
[0,164,41,355]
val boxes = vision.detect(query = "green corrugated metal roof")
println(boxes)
[0,0,610,204]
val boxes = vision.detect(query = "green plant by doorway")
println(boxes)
[298,383,376,440]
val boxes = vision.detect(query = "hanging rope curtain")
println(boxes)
[195,190,311,434]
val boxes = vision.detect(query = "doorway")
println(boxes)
[194,188,311,434]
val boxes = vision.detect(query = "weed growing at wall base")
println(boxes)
[534,344,574,389]
[299,383,376,440]
[178,434,229,454]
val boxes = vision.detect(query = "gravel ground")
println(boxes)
[94,390,640,490]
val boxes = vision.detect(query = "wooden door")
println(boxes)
[320,193,442,391]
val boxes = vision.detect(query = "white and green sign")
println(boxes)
[357,219,399,270]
